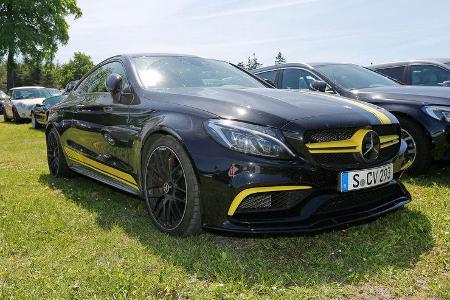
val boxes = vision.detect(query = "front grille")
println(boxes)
[303,124,401,170]
[315,183,404,216]
[236,190,312,214]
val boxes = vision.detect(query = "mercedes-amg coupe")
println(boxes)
[46,54,412,236]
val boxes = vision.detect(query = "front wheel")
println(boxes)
[46,127,72,177]
[31,113,40,129]
[12,107,22,124]
[142,135,202,236]
[3,111,11,122]
[397,116,432,175]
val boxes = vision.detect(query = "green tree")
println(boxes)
[236,61,246,69]
[275,52,286,65]
[58,52,94,87]
[0,0,82,90]
[245,53,262,70]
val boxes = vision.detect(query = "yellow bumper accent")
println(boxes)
[380,135,400,149]
[227,185,312,216]
[64,146,139,190]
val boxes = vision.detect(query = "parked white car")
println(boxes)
[3,87,51,123]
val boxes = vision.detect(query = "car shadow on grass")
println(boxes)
[39,174,434,287]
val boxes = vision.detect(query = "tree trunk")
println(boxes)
[6,49,16,91]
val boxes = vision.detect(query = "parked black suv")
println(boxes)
[369,59,450,87]
[253,63,450,174]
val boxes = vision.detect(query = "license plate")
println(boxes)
[340,163,393,192]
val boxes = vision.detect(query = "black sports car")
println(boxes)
[46,54,411,236]
[31,95,64,129]
[253,63,450,174]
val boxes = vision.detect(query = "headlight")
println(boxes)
[422,106,450,122]
[206,119,295,159]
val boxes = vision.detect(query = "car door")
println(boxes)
[280,68,336,93]
[408,64,450,86]
[66,61,139,191]
[374,65,407,84]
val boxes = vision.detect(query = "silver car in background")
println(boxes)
[0,90,9,114]
[3,87,51,123]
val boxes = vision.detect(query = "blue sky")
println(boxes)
[55,0,450,66]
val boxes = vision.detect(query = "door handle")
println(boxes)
[103,107,113,113]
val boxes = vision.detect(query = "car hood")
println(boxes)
[144,87,396,130]
[12,98,45,106]
[352,86,450,106]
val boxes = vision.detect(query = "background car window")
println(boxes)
[376,66,406,83]
[257,70,277,84]
[76,62,129,94]
[281,69,320,89]
[410,65,450,86]
[11,88,50,100]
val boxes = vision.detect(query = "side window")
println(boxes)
[256,70,277,85]
[410,65,450,86]
[281,69,320,90]
[75,62,129,94]
[376,66,406,83]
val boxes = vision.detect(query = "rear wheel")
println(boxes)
[396,116,432,175]
[46,128,72,177]
[142,135,202,236]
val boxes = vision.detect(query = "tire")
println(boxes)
[31,113,40,129]
[142,135,202,236]
[12,107,22,124]
[46,127,73,177]
[396,116,432,175]
[3,111,11,122]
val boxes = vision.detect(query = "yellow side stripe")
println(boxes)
[228,186,312,216]
[325,95,392,125]
[64,146,139,189]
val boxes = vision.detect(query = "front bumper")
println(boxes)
[193,136,412,234]
[206,180,410,234]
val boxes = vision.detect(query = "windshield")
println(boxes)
[315,64,398,90]
[12,88,50,100]
[45,95,64,107]
[47,88,62,96]
[133,56,264,89]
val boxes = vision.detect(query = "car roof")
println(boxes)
[253,62,356,73]
[370,58,450,69]
[115,53,201,60]
[10,86,46,90]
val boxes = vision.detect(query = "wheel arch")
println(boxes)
[390,111,432,141]
[138,125,202,188]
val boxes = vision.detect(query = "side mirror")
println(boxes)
[106,73,123,94]
[310,81,327,92]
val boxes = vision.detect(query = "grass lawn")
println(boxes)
[0,119,449,299]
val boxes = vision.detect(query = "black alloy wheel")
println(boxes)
[143,135,202,236]
[46,128,72,177]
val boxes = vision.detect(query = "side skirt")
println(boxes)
[70,164,141,196]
